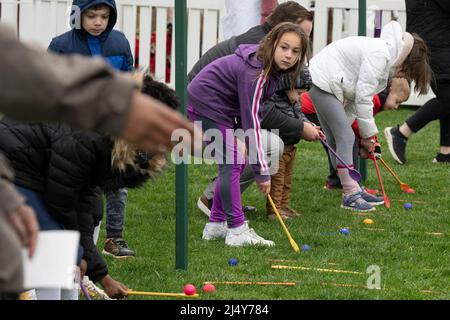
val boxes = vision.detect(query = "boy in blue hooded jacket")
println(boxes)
[49,0,133,71]
[49,0,135,260]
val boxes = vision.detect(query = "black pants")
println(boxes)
[406,80,450,146]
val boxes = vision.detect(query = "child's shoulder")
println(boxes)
[102,29,132,52]
[51,30,74,43]
[52,30,75,43]
[107,29,129,43]
[48,30,77,51]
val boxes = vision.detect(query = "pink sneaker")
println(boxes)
[323,180,342,190]
[362,187,379,196]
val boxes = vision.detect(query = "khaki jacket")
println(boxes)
[0,23,136,216]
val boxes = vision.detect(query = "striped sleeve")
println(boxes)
[239,74,270,182]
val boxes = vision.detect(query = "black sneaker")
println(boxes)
[384,126,407,164]
[243,205,257,214]
[103,238,135,259]
[432,153,450,163]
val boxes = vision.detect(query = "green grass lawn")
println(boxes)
[98,106,450,300]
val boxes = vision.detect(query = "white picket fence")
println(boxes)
[0,0,433,104]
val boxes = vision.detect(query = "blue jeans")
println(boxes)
[105,188,128,238]
[15,186,83,264]
[16,186,61,231]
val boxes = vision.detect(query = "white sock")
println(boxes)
[35,288,61,300]
[61,288,79,300]
[93,222,101,245]
[337,167,361,196]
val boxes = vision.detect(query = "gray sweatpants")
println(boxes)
[202,130,284,200]
[308,85,361,195]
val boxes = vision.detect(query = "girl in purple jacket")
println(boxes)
[188,22,309,247]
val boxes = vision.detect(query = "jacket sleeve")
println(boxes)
[0,154,25,217]
[76,187,108,283]
[354,53,388,138]
[261,103,304,145]
[76,187,103,263]
[238,74,270,183]
[86,249,108,283]
[0,24,136,137]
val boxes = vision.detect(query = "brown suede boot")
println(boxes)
[266,147,287,220]
[267,206,290,220]
[280,145,298,217]
[282,206,301,217]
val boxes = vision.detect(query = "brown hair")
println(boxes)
[86,4,111,12]
[266,1,313,27]
[257,22,310,86]
[401,33,433,95]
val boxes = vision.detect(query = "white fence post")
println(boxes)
[138,5,152,71]
[18,0,35,42]
[201,9,217,55]
[1,0,18,33]
[187,8,200,73]
[154,6,167,82]
[312,0,328,56]
[121,4,137,63]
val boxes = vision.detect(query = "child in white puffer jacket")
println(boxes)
[308,21,432,212]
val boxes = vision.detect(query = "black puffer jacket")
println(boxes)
[0,119,149,282]
[187,23,271,82]
[261,70,312,145]
[76,186,107,282]
[0,120,113,224]
[406,0,450,80]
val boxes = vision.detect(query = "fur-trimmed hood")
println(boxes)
[102,138,167,191]
[101,74,178,190]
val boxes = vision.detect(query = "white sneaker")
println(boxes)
[225,223,275,247]
[202,222,228,240]
[81,276,114,300]
[197,196,211,217]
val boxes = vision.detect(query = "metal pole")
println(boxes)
[174,0,188,270]
[358,0,368,182]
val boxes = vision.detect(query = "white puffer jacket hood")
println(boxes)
[309,21,407,138]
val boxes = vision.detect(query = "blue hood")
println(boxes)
[71,0,117,39]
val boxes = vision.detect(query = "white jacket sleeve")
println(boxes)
[355,52,389,138]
